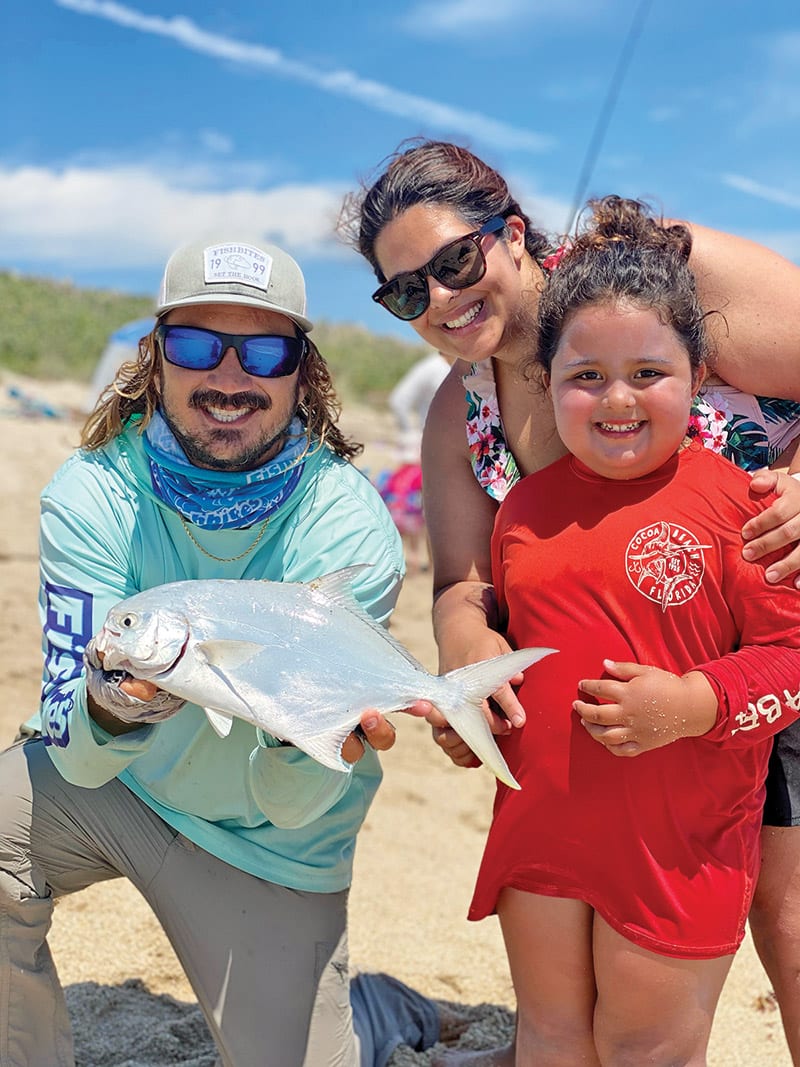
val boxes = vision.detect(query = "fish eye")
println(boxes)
[121,613,138,628]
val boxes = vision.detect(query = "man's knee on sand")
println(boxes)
[0,741,48,900]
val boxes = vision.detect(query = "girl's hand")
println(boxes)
[574,660,717,756]
[428,669,527,771]
[428,628,527,770]
[742,469,800,585]
[430,723,484,769]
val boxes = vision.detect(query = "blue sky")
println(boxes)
[2,0,799,341]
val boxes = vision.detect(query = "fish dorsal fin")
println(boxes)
[366,618,429,672]
[308,566,429,673]
[203,707,234,738]
[308,566,372,606]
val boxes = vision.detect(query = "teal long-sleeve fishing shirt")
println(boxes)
[34,420,404,893]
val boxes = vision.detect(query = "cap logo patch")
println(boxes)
[203,243,272,292]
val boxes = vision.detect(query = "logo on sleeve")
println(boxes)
[625,521,712,611]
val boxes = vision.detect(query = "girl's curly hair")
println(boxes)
[529,195,712,380]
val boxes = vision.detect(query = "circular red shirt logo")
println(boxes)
[625,521,710,611]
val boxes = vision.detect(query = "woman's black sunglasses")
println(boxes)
[372,216,507,322]
[155,324,306,379]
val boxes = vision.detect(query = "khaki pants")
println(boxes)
[0,738,359,1067]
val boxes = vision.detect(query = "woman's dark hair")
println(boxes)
[531,195,710,378]
[339,139,551,282]
[81,322,363,461]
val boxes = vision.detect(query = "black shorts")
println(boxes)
[764,717,800,827]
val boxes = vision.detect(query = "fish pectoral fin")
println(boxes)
[195,643,260,722]
[196,639,264,671]
[203,707,234,738]
[295,728,355,774]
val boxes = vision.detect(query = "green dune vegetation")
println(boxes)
[0,271,427,405]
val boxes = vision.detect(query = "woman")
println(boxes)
[342,140,800,1064]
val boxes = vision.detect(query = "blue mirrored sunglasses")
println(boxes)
[155,324,306,378]
[372,216,507,321]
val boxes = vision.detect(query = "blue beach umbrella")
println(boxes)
[83,316,155,413]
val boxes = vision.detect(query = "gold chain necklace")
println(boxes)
[179,514,270,563]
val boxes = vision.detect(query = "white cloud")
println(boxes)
[768,30,800,65]
[77,141,276,191]
[505,172,573,237]
[0,163,350,269]
[737,31,800,134]
[722,174,800,212]
[399,0,592,35]
[719,172,800,264]
[400,0,531,32]
[647,105,679,123]
[199,129,234,155]
[55,0,552,152]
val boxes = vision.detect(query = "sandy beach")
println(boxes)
[0,373,791,1065]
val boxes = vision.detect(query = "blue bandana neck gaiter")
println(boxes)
[144,409,307,529]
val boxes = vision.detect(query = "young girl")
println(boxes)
[474,197,800,1066]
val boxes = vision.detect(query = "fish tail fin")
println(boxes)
[439,647,558,791]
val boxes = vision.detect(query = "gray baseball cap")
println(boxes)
[156,236,313,332]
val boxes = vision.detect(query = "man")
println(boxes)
[0,236,440,1066]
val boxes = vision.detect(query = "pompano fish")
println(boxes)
[95,566,557,789]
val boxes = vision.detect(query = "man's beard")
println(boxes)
[161,383,303,472]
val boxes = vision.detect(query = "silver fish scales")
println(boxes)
[95,566,557,789]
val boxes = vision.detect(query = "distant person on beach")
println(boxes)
[0,233,450,1067]
[342,138,800,1065]
[388,349,451,445]
[473,196,800,1064]
[378,451,427,575]
[383,350,451,574]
